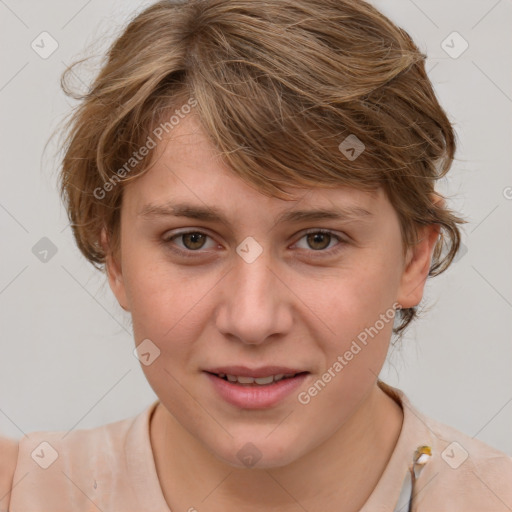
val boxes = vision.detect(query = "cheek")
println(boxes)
[317,249,402,326]
[305,248,402,376]
[121,244,221,345]
[299,272,397,421]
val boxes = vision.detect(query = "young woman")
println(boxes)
[1,0,511,510]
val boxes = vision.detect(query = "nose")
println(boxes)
[214,244,293,345]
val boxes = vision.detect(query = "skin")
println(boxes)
[102,113,440,511]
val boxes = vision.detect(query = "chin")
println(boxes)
[208,434,305,470]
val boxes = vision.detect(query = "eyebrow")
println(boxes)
[138,201,373,227]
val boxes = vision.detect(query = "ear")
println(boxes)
[100,227,130,312]
[396,221,440,309]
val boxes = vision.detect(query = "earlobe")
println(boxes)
[100,227,130,312]
[396,223,440,309]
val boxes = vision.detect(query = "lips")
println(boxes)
[204,370,309,409]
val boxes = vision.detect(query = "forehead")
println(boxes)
[122,113,386,223]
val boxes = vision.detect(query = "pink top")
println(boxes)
[1,382,511,511]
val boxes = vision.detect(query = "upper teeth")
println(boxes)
[218,373,296,385]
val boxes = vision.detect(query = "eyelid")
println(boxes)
[291,229,348,253]
[162,229,219,255]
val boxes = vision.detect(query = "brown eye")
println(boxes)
[162,230,218,260]
[181,232,208,250]
[306,232,332,250]
[293,230,347,258]
[164,231,214,252]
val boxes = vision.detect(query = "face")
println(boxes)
[104,113,436,469]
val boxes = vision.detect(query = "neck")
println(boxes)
[150,382,403,512]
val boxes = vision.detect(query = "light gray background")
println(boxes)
[1,0,511,455]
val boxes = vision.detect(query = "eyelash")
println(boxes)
[162,229,347,260]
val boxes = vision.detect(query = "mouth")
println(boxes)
[205,371,309,386]
[203,367,310,409]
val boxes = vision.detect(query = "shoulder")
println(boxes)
[16,411,137,472]
[425,414,512,492]
[403,393,512,510]
[8,402,158,510]
[0,435,19,508]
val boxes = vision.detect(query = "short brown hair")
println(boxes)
[57,0,465,335]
